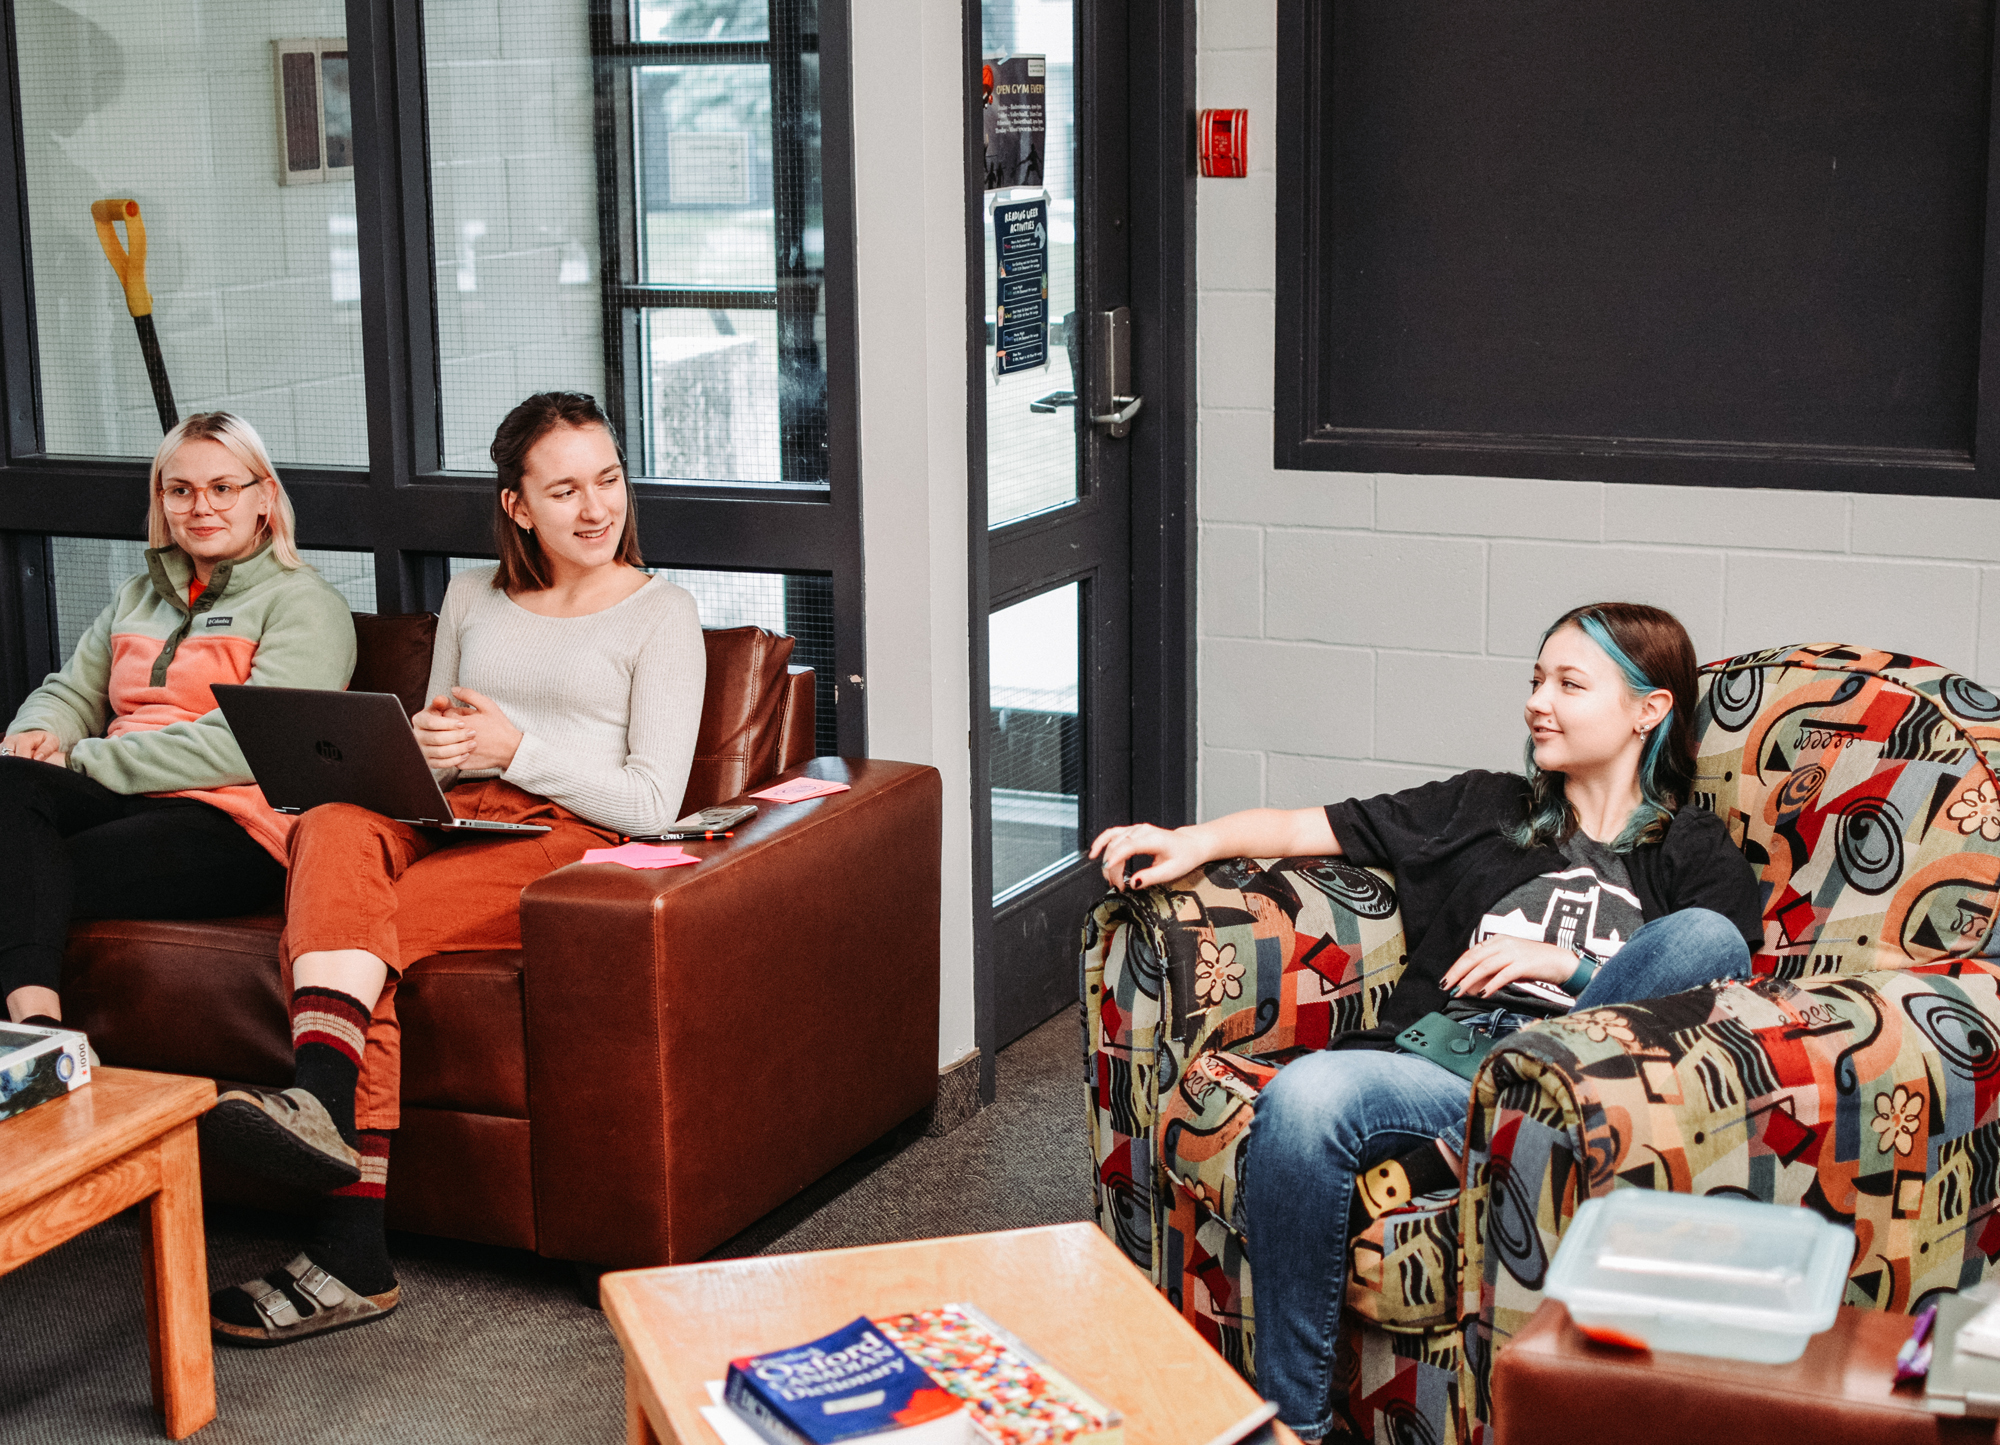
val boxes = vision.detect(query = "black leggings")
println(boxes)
[0,756,285,1003]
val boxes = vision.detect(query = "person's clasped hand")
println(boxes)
[1,729,66,769]
[1441,935,1581,999]
[411,688,522,773]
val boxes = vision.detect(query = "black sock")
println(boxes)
[307,1194,396,1296]
[1349,1142,1462,1234]
[289,986,370,1147]
[292,1047,359,1146]
[21,1014,62,1028]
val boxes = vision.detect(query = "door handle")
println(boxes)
[1091,395,1143,428]
[1089,307,1140,437]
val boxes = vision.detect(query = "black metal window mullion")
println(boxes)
[590,3,824,485]
[589,0,637,449]
[767,2,824,487]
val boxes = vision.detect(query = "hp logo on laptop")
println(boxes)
[315,740,343,763]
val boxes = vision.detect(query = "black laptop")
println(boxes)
[212,685,550,835]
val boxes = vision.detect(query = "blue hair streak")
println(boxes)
[1509,607,1675,854]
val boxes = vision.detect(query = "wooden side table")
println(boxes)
[1491,1298,1993,1445]
[0,1067,218,1440]
[600,1222,1297,1445]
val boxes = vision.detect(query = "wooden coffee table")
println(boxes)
[0,1066,218,1439]
[601,1222,1297,1445]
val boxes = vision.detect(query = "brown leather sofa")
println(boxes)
[57,614,943,1268]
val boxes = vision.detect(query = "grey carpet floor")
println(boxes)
[0,1007,1091,1445]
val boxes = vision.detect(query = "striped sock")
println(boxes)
[311,1131,395,1295]
[290,985,369,1147]
[331,1129,391,1200]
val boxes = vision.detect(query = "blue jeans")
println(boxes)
[1242,907,1750,1437]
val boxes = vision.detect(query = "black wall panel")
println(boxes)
[1276,0,2000,496]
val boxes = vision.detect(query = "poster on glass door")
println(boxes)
[982,54,1046,190]
[994,196,1049,375]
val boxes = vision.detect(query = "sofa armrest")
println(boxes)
[1461,967,2000,1370]
[519,757,942,1267]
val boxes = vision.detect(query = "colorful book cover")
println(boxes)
[0,1022,91,1123]
[724,1316,970,1445]
[874,1305,1123,1445]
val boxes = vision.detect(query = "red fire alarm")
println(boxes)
[1199,109,1249,178]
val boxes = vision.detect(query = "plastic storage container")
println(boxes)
[1544,1189,1854,1363]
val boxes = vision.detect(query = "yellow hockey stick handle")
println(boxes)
[90,198,152,318]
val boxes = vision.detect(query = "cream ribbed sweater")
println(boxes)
[429,567,706,835]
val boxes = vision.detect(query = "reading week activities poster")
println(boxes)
[993,196,1049,376]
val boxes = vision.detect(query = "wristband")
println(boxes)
[1563,952,1599,994]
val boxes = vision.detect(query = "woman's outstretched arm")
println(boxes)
[1089,807,1340,891]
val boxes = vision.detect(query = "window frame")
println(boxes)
[0,0,866,758]
[591,6,830,493]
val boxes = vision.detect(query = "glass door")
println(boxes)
[973,0,1134,1050]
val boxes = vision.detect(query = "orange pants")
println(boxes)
[279,779,617,1130]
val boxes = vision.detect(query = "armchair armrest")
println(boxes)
[1463,966,2000,1365]
[1087,856,1409,1066]
[1084,855,1409,1270]
[519,758,942,1267]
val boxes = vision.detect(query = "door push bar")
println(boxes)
[1025,309,1143,437]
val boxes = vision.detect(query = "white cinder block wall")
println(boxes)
[1195,0,2000,819]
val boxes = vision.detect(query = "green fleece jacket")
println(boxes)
[6,543,357,861]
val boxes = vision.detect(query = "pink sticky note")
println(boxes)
[581,842,701,870]
[749,777,852,804]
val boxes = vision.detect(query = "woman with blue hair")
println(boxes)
[1090,601,1760,1443]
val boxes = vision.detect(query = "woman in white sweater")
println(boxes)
[204,392,706,1346]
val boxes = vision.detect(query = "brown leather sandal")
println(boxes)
[210,1254,399,1348]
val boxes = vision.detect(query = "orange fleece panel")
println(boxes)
[101,631,295,862]
[104,632,258,732]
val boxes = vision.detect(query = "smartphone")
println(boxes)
[1492,977,1578,1011]
[671,804,757,830]
[1392,1012,1498,1082]
[626,803,762,844]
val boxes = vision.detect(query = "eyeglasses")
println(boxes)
[160,478,263,514]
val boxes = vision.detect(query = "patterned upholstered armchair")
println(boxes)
[1085,644,2000,1444]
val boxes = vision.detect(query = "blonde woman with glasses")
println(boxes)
[0,411,356,1031]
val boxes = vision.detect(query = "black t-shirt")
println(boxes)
[1443,830,1646,1024]
[1321,771,1763,1051]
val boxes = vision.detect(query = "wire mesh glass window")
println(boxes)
[424,3,605,470]
[988,582,1080,900]
[15,1,368,466]
[982,1,1078,527]
[597,1,830,487]
[50,538,376,664]
[447,557,834,754]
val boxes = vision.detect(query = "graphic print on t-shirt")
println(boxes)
[1473,863,1644,959]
